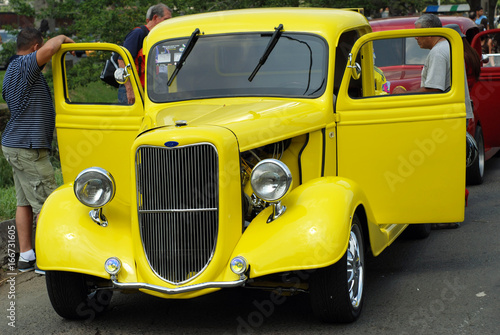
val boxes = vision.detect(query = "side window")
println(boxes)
[361,36,450,97]
[335,30,361,97]
[373,37,428,67]
[62,50,122,104]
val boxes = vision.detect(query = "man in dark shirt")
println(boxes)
[118,3,172,104]
[1,27,74,272]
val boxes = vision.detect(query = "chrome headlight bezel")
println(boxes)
[74,167,116,208]
[250,159,292,202]
[230,256,248,275]
[104,257,122,275]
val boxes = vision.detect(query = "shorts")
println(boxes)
[2,146,58,214]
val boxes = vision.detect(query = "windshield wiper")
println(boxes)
[248,24,283,82]
[167,28,200,86]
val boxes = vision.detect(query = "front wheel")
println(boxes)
[45,271,113,320]
[309,215,365,323]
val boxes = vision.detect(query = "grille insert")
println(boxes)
[136,144,218,284]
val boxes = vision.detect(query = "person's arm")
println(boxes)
[392,85,442,94]
[35,35,75,66]
[118,58,135,105]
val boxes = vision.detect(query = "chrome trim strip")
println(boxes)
[138,208,218,213]
[110,276,246,294]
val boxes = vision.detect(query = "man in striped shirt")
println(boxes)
[1,27,74,273]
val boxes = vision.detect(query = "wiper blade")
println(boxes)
[248,24,283,82]
[167,28,200,86]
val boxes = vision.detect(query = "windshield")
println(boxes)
[373,37,429,67]
[147,33,327,102]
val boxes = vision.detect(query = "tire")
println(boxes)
[466,125,485,185]
[309,215,365,323]
[404,223,431,239]
[45,271,113,320]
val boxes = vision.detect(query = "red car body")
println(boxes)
[370,16,499,184]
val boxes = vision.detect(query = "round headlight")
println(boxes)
[250,159,292,202]
[74,167,116,208]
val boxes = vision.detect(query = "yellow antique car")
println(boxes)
[36,8,467,323]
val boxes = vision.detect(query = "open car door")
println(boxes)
[52,43,144,204]
[471,28,500,148]
[335,28,466,225]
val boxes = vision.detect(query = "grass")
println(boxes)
[0,186,16,220]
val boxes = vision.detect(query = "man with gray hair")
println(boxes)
[393,14,448,94]
[393,14,473,120]
[118,3,172,104]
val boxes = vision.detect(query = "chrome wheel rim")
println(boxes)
[477,129,485,178]
[347,225,363,308]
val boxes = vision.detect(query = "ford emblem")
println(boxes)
[164,141,179,147]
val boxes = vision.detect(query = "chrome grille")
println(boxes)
[136,144,218,284]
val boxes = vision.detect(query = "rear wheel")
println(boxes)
[309,215,365,323]
[45,271,113,320]
[405,223,431,239]
[466,125,484,185]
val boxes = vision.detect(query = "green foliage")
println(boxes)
[68,79,119,103]
[0,150,14,188]
[0,41,16,70]
[0,186,16,221]
[36,0,160,44]
[65,55,102,90]
[8,0,36,18]
[6,0,482,42]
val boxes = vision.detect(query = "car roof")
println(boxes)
[148,8,370,47]
[370,16,479,42]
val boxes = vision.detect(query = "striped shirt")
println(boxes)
[1,52,55,149]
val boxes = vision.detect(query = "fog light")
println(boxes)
[230,256,248,275]
[104,257,121,275]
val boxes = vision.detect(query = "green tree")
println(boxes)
[9,0,157,43]
[7,0,494,42]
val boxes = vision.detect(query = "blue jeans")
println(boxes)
[118,85,127,104]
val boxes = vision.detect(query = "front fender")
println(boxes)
[36,184,136,281]
[231,177,369,278]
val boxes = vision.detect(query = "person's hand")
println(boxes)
[392,86,407,94]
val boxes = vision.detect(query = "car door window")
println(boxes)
[362,36,448,97]
[62,50,122,104]
[373,37,429,67]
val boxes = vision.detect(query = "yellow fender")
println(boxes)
[231,176,371,279]
[35,184,137,282]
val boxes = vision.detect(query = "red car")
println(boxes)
[370,16,499,184]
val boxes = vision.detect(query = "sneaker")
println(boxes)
[34,262,45,275]
[18,256,35,272]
